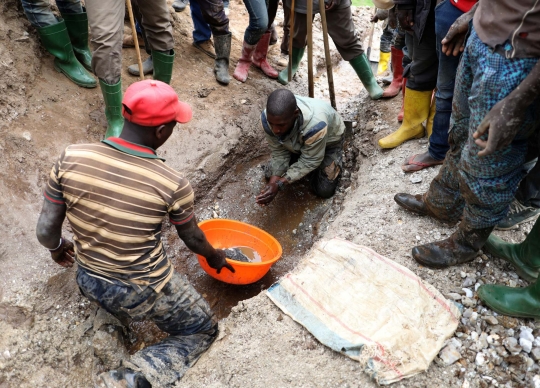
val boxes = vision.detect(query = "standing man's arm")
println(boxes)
[36,200,75,268]
[473,60,540,156]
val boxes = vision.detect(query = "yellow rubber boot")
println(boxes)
[426,97,436,139]
[377,51,390,75]
[378,88,433,149]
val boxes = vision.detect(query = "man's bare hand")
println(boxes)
[256,182,279,205]
[397,9,414,31]
[205,249,235,274]
[473,97,526,157]
[441,3,477,56]
[51,239,75,268]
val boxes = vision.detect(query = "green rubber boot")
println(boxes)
[484,218,540,282]
[37,20,96,88]
[152,50,175,84]
[99,79,124,138]
[61,9,93,72]
[349,53,383,100]
[278,47,305,85]
[478,278,540,319]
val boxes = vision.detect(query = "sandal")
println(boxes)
[401,154,444,173]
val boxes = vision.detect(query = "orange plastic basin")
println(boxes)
[197,219,283,285]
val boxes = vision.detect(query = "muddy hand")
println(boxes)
[473,97,525,157]
[51,239,75,268]
[256,183,279,205]
[397,9,414,31]
[441,5,476,56]
[205,249,235,274]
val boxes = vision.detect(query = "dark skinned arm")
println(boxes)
[441,2,478,56]
[473,60,540,156]
[36,200,75,268]
[175,216,234,274]
[256,175,288,205]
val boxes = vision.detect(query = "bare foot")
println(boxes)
[401,151,444,172]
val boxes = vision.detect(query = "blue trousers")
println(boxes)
[428,0,465,161]
[425,28,540,228]
[191,0,212,43]
[22,0,82,28]
[77,267,218,386]
[242,0,278,45]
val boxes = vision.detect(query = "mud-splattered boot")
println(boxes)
[214,33,232,85]
[99,79,124,138]
[412,221,494,269]
[349,53,383,100]
[278,47,305,85]
[233,40,256,82]
[382,47,403,98]
[152,50,175,84]
[252,31,278,79]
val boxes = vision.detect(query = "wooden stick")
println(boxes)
[287,0,296,83]
[319,1,336,109]
[125,0,144,81]
[306,0,314,97]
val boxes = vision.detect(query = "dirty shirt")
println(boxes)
[43,138,194,293]
[261,95,345,183]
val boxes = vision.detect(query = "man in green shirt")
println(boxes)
[256,89,345,205]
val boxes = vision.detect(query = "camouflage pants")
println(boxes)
[425,28,540,228]
[76,267,218,386]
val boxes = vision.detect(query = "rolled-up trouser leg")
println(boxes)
[310,139,343,198]
[456,29,540,229]
[197,0,230,36]
[325,6,363,61]
[76,268,217,387]
[136,0,174,53]
[85,0,124,84]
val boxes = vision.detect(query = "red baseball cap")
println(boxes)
[122,80,192,126]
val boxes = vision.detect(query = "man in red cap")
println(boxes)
[35,80,233,387]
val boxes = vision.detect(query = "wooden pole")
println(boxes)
[287,0,296,83]
[306,0,314,97]
[125,0,144,81]
[319,2,336,109]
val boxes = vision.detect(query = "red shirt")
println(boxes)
[449,0,476,13]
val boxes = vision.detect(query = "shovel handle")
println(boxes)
[126,0,144,81]
[307,0,313,97]
[288,0,296,83]
[319,0,336,109]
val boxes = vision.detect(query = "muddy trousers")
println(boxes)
[22,0,82,28]
[85,0,174,84]
[285,5,363,61]
[425,28,540,229]
[76,267,218,386]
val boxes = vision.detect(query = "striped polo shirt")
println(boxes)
[43,137,194,293]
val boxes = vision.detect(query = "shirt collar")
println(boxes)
[102,137,165,161]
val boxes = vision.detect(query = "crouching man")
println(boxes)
[35,80,234,387]
[256,89,345,205]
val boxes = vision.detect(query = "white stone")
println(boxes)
[503,337,522,355]
[462,288,473,298]
[531,347,540,361]
[462,379,470,388]
[520,338,533,353]
[471,332,479,341]
[520,327,535,342]
[475,352,486,366]
[439,344,462,365]
[533,375,540,388]
[3,350,10,359]
[22,131,31,141]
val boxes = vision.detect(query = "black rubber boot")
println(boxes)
[412,222,494,269]
[214,33,231,85]
[128,56,154,77]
